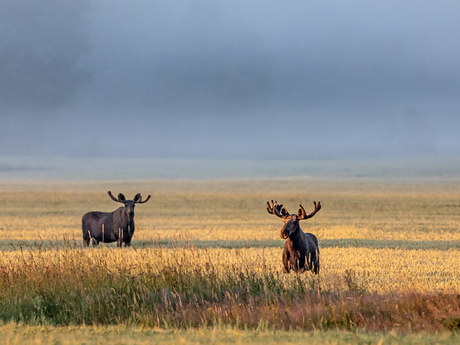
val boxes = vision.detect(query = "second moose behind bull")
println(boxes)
[267,200,321,274]
[82,191,151,247]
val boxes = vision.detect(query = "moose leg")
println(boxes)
[309,252,314,272]
[315,254,320,275]
[297,256,306,272]
[311,260,319,275]
[92,238,99,247]
[306,252,313,271]
[117,228,123,248]
[282,250,290,273]
[311,250,319,275]
[314,261,320,275]
[83,237,90,247]
[82,229,91,247]
[124,232,132,247]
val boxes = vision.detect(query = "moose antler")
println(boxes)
[297,201,321,220]
[136,194,151,204]
[108,191,123,203]
[267,200,290,219]
[109,191,151,204]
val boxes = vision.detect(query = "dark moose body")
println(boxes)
[282,225,319,274]
[82,191,150,247]
[267,200,321,274]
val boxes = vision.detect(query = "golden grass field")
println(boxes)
[1,178,460,343]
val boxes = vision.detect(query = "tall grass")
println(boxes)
[1,241,460,332]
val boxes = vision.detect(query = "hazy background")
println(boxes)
[1,0,460,161]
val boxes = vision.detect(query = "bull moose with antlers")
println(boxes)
[82,191,150,247]
[267,200,321,274]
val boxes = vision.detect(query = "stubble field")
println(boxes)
[1,178,460,344]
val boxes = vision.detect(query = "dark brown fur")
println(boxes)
[267,200,321,274]
[82,191,150,247]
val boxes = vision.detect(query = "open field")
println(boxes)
[1,179,460,245]
[1,177,460,343]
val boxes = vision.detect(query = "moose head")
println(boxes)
[108,191,151,221]
[266,200,321,239]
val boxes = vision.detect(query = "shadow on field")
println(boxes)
[2,238,460,251]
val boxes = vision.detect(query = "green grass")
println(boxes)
[3,237,460,252]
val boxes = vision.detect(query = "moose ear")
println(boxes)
[118,193,126,202]
[133,193,142,203]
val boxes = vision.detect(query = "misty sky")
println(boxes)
[1,0,460,159]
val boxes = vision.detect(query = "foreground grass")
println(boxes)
[2,244,460,332]
[1,323,460,345]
